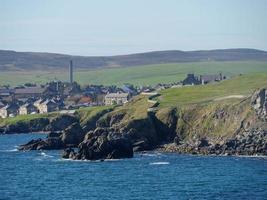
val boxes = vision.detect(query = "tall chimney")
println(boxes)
[69,60,73,84]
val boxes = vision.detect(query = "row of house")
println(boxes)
[104,93,130,105]
[0,99,59,118]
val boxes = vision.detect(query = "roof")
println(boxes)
[105,93,129,98]
[0,101,5,107]
[0,89,14,96]
[1,104,19,110]
[14,87,45,94]
[20,103,35,108]
[121,85,134,93]
[200,74,221,82]
[41,99,57,106]
[34,98,46,104]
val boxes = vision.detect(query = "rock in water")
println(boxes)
[63,128,133,160]
[18,137,64,151]
[19,123,85,151]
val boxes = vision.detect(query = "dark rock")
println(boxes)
[18,138,45,151]
[4,122,30,134]
[60,123,85,146]
[28,118,49,132]
[36,137,64,150]
[174,136,181,145]
[18,137,64,151]
[63,129,133,160]
[197,138,210,148]
[47,114,78,131]
[132,140,150,152]
[47,131,61,138]
[62,148,76,159]
[109,112,125,127]
[0,127,5,134]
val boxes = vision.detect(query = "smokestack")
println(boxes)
[69,60,73,84]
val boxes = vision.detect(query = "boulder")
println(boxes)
[63,129,133,160]
[18,139,44,151]
[18,137,64,151]
[62,148,76,159]
[60,123,85,146]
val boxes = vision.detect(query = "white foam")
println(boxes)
[58,158,101,162]
[0,148,18,152]
[149,161,170,165]
[142,153,158,157]
[236,155,267,159]
[40,152,54,158]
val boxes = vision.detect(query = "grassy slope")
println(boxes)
[155,73,267,140]
[0,112,58,126]
[77,105,114,126]
[1,61,267,86]
[0,106,113,127]
[159,73,267,107]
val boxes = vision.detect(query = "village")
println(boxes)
[0,61,226,118]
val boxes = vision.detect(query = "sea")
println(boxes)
[0,133,266,200]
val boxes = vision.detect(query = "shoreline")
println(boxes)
[0,131,50,135]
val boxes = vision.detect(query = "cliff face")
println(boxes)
[14,88,267,159]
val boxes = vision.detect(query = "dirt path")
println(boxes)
[214,95,246,101]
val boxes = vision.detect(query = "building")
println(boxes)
[14,87,45,99]
[0,101,5,109]
[0,88,14,97]
[38,99,58,114]
[104,93,129,105]
[34,99,46,110]
[182,73,225,85]
[0,104,19,118]
[19,103,38,115]
[199,73,224,84]
[182,74,201,85]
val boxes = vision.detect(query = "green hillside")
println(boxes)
[0,61,267,86]
[158,73,267,107]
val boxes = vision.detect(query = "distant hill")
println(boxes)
[0,48,267,71]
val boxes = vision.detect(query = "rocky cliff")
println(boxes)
[16,88,267,160]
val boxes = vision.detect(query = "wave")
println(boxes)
[236,155,267,159]
[57,158,101,162]
[0,148,18,152]
[58,158,122,162]
[149,161,170,165]
[142,153,159,157]
[40,152,54,158]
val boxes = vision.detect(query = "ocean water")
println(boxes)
[0,133,267,200]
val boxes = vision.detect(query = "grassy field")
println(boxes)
[0,106,113,127]
[158,73,267,107]
[0,112,58,126]
[1,61,267,86]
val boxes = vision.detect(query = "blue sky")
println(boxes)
[0,0,267,56]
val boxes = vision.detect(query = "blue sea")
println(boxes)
[0,133,267,200]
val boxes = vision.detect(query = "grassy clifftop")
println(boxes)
[159,73,267,107]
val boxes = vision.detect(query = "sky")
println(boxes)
[0,0,267,56]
